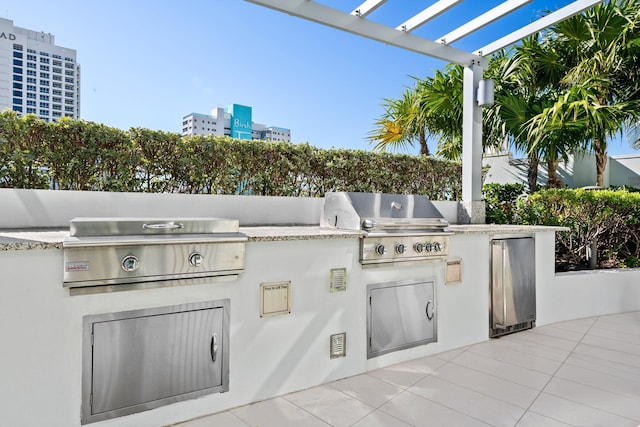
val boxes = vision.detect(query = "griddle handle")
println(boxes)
[142,222,184,230]
[211,333,218,362]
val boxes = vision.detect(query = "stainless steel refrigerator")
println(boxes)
[490,237,536,338]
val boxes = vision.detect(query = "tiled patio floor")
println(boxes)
[176,312,640,427]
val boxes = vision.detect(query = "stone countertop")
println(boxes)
[448,224,569,234]
[0,227,364,251]
[0,224,566,251]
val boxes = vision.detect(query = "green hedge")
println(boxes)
[483,183,527,224]
[0,112,462,199]
[486,184,640,270]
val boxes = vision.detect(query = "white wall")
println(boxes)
[0,189,461,228]
[539,268,640,325]
[609,154,640,188]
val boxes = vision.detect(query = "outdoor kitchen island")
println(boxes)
[2,189,635,427]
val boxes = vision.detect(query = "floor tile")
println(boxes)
[507,329,578,351]
[231,397,330,427]
[433,347,469,361]
[485,335,571,363]
[534,324,586,342]
[565,352,640,381]
[401,354,448,374]
[367,363,426,389]
[284,385,374,427]
[555,363,640,398]
[434,362,540,408]
[450,350,552,390]
[515,411,573,427]
[544,377,640,421]
[587,326,640,345]
[549,317,597,334]
[593,315,640,335]
[378,391,491,427]
[329,373,404,408]
[351,409,413,427]
[175,411,250,427]
[573,342,640,369]
[468,340,562,375]
[581,334,640,356]
[529,392,638,427]
[409,375,525,427]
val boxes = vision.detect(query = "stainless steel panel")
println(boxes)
[322,192,447,231]
[82,300,229,424]
[69,217,239,237]
[361,234,449,265]
[367,280,437,358]
[491,238,536,331]
[64,241,245,287]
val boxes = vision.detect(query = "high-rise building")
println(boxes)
[0,18,80,122]
[182,104,291,142]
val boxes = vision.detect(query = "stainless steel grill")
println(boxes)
[63,217,247,294]
[322,192,451,266]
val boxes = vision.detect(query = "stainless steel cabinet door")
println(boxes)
[368,280,436,358]
[82,300,229,424]
[491,238,536,330]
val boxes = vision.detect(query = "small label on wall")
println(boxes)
[260,281,291,317]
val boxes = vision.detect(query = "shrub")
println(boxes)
[515,188,640,270]
[0,111,462,200]
[483,183,526,224]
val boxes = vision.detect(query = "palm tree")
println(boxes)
[528,0,640,187]
[369,85,430,155]
[368,64,466,158]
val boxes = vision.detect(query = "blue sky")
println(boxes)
[4,0,636,156]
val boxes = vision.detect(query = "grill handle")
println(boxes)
[142,222,184,230]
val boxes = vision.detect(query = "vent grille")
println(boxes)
[330,333,346,358]
[330,268,347,293]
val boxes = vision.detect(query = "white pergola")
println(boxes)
[245,0,603,222]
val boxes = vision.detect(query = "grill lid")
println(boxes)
[64,217,245,247]
[321,192,449,232]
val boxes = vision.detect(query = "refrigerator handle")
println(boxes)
[495,241,507,329]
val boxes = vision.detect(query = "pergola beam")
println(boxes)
[351,0,388,17]
[439,0,533,45]
[245,0,486,67]
[395,0,463,32]
[474,0,603,55]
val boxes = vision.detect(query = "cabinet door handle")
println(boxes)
[426,300,435,320]
[211,333,218,362]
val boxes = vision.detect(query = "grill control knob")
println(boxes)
[121,255,139,272]
[375,244,386,255]
[425,242,433,252]
[395,243,406,254]
[433,242,442,252]
[414,242,424,253]
[189,252,204,267]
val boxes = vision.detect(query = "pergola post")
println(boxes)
[459,63,485,224]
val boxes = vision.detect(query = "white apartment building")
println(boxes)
[182,104,291,142]
[0,18,80,122]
